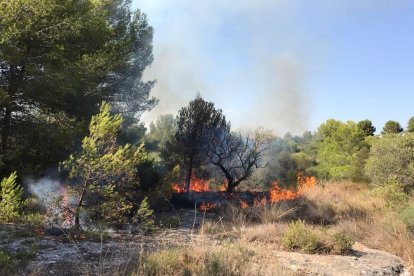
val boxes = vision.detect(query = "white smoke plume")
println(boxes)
[26,177,63,203]
[137,0,405,134]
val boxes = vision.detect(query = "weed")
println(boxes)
[333,232,354,254]
[282,220,322,253]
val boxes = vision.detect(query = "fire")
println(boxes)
[217,183,227,192]
[269,172,317,203]
[172,183,186,193]
[171,173,228,192]
[254,196,268,207]
[297,172,316,193]
[59,185,73,226]
[240,200,249,209]
[199,202,217,212]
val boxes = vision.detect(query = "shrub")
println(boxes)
[282,220,322,253]
[0,172,23,223]
[135,244,252,276]
[0,249,17,275]
[333,233,354,254]
[133,197,157,233]
[366,133,414,191]
[157,213,180,229]
[371,180,408,210]
[0,245,37,275]
[399,205,414,231]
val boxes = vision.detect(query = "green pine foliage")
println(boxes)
[366,133,414,191]
[0,0,156,176]
[313,120,367,180]
[61,102,147,229]
[0,172,23,223]
[133,197,157,233]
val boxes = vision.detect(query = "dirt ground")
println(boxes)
[0,209,411,276]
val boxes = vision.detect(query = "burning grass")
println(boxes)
[195,180,414,271]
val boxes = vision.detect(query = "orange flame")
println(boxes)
[60,186,72,226]
[269,172,316,203]
[217,183,227,192]
[172,173,228,192]
[240,200,249,209]
[199,202,217,212]
[254,196,268,207]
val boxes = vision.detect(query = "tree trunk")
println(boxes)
[226,181,235,194]
[74,185,87,230]
[1,107,11,151]
[184,153,195,193]
[185,158,193,193]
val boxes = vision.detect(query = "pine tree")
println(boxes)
[61,102,146,229]
[0,172,23,223]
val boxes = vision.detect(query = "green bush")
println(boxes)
[0,245,37,275]
[143,248,187,275]
[371,180,408,210]
[366,133,414,191]
[282,220,322,253]
[0,172,23,223]
[133,197,157,233]
[399,205,414,231]
[0,249,17,275]
[333,233,354,254]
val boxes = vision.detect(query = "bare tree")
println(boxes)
[207,128,272,193]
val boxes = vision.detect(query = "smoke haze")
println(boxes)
[137,0,407,135]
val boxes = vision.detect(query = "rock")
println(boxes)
[273,242,410,276]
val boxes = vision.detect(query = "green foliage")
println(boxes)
[138,244,252,276]
[0,245,37,275]
[0,249,17,275]
[399,205,414,231]
[407,117,414,133]
[282,220,322,253]
[333,233,354,254]
[313,120,366,180]
[20,197,46,227]
[166,95,229,191]
[371,180,409,210]
[357,119,376,137]
[262,137,298,186]
[61,102,146,229]
[0,172,23,223]
[0,0,156,176]
[366,133,414,191]
[348,147,370,183]
[133,197,157,233]
[145,114,177,152]
[382,120,403,134]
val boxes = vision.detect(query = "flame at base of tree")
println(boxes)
[199,202,218,212]
[59,186,73,226]
[171,173,227,192]
[269,172,316,203]
[172,172,317,210]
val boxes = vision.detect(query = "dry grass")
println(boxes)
[128,180,413,275]
[303,181,414,270]
[132,240,291,276]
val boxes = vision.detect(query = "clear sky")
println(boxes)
[133,0,414,135]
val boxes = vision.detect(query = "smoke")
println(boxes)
[137,0,405,134]
[252,54,309,135]
[26,177,64,204]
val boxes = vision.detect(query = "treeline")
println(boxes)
[146,103,414,196]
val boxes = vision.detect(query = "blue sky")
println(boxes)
[134,1,414,135]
